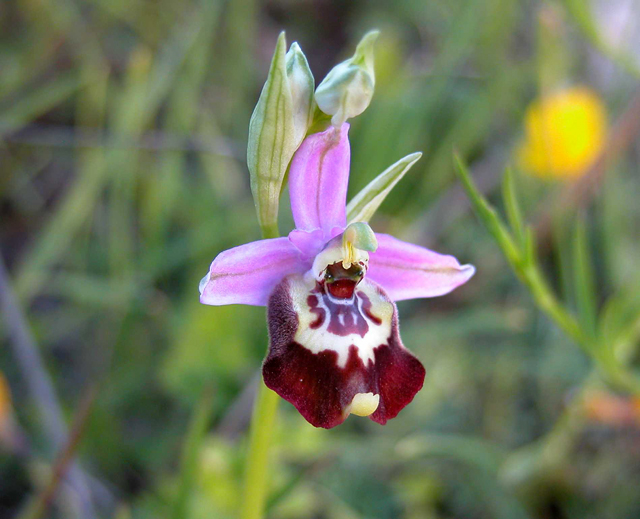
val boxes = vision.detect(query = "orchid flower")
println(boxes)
[200,123,474,428]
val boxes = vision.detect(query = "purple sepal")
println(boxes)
[368,233,475,301]
[288,123,350,234]
[199,237,306,307]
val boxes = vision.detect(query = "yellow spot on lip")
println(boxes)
[345,392,380,417]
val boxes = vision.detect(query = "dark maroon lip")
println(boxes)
[264,275,426,429]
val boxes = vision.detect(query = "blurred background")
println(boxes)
[2,0,640,518]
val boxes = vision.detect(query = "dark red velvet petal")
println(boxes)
[263,275,425,429]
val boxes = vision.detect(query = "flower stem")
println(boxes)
[240,381,279,519]
[241,221,281,519]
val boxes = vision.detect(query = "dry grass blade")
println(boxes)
[0,254,97,519]
[18,387,98,519]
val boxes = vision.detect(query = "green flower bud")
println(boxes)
[247,33,314,237]
[286,42,315,147]
[314,31,378,127]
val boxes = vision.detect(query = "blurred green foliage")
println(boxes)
[2,0,640,518]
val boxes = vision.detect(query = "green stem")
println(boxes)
[453,155,640,395]
[240,221,281,519]
[241,381,280,519]
[517,264,587,348]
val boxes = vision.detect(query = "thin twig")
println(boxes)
[0,252,97,519]
[19,387,98,519]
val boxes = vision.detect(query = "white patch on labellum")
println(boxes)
[288,272,393,368]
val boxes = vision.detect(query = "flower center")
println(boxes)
[324,262,364,299]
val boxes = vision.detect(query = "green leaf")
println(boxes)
[501,167,525,249]
[563,0,640,80]
[0,72,83,137]
[247,32,296,238]
[170,386,215,519]
[453,154,520,265]
[523,227,537,267]
[599,289,640,362]
[572,218,598,342]
[346,152,422,223]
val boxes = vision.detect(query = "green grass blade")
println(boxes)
[170,386,215,519]
[0,73,83,137]
[453,154,520,265]
[501,167,526,249]
[572,218,598,342]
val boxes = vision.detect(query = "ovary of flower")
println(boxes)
[517,87,607,179]
[346,393,380,417]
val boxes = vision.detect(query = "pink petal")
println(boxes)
[288,123,350,234]
[199,238,304,307]
[367,233,475,301]
[288,228,326,260]
[263,274,425,428]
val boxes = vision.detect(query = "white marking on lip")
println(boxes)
[290,273,394,368]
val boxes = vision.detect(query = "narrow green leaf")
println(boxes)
[551,218,575,308]
[14,69,109,302]
[143,7,210,124]
[346,152,422,223]
[600,290,640,362]
[523,227,538,268]
[0,72,83,137]
[563,0,640,80]
[453,154,520,265]
[247,32,295,237]
[170,386,215,519]
[501,167,525,248]
[572,218,598,341]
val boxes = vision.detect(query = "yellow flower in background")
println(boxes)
[0,373,25,454]
[583,391,640,427]
[0,372,19,452]
[517,86,607,179]
[0,372,11,421]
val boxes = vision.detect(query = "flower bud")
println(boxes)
[286,42,315,147]
[247,33,315,237]
[314,31,378,127]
